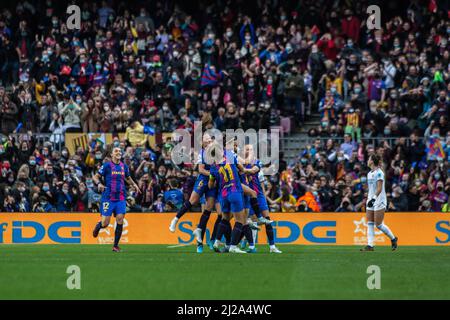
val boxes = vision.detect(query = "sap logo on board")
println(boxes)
[436,221,450,244]
[177,220,337,244]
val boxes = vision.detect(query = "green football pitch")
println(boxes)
[0,245,449,299]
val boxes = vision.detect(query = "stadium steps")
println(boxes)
[281,114,321,163]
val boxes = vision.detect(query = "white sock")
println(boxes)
[249,245,255,249]
[270,245,276,249]
[229,245,236,250]
[214,239,221,246]
[173,217,179,222]
[377,223,395,240]
[367,222,375,247]
[252,229,257,243]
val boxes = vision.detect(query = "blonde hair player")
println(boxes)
[361,154,398,251]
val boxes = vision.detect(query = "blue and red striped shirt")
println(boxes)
[210,151,242,198]
[99,161,130,201]
[246,160,263,195]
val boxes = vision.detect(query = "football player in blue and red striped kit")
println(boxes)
[169,134,219,254]
[208,143,254,254]
[244,144,282,253]
[92,147,141,252]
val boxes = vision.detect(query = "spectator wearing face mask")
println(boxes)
[418,199,433,212]
[341,9,360,44]
[335,196,355,212]
[283,66,304,124]
[65,77,83,99]
[239,16,256,47]
[55,182,75,212]
[33,195,55,212]
[2,192,19,212]
[60,97,82,133]
[12,181,30,212]
[429,180,448,212]
[307,44,326,90]
[81,98,100,133]
[389,185,408,212]
[318,90,339,125]
[381,58,397,89]
[1,95,19,134]
[15,138,35,167]
[152,193,165,212]
[343,106,362,142]
[366,69,386,103]
[72,182,89,212]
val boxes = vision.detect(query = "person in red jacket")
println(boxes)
[341,9,361,44]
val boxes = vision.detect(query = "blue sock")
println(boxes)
[215,219,227,243]
[242,224,254,246]
[114,224,123,247]
[198,210,211,242]
[176,201,192,219]
[265,216,275,245]
[250,198,262,218]
[211,215,222,242]
[231,222,243,246]
[224,220,232,245]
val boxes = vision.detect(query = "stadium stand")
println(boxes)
[0,0,448,212]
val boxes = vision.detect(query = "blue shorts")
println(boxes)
[243,195,250,209]
[194,176,217,200]
[249,193,269,215]
[220,193,244,214]
[200,193,220,205]
[100,200,127,217]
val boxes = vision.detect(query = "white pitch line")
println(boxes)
[167,244,192,248]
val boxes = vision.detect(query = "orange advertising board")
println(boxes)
[0,213,449,245]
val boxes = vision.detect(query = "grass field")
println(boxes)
[0,244,449,299]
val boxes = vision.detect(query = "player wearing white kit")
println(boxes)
[361,154,398,251]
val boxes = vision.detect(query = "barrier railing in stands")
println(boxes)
[9,133,64,151]
[280,136,420,157]
[7,133,423,158]
[281,136,417,147]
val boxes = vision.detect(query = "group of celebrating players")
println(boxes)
[89,133,398,254]
[169,133,282,254]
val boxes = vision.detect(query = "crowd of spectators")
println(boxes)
[0,0,448,212]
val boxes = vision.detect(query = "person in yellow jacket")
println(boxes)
[271,186,297,212]
[442,200,450,213]
[125,121,148,147]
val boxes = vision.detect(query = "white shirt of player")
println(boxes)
[367,167,387,206]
